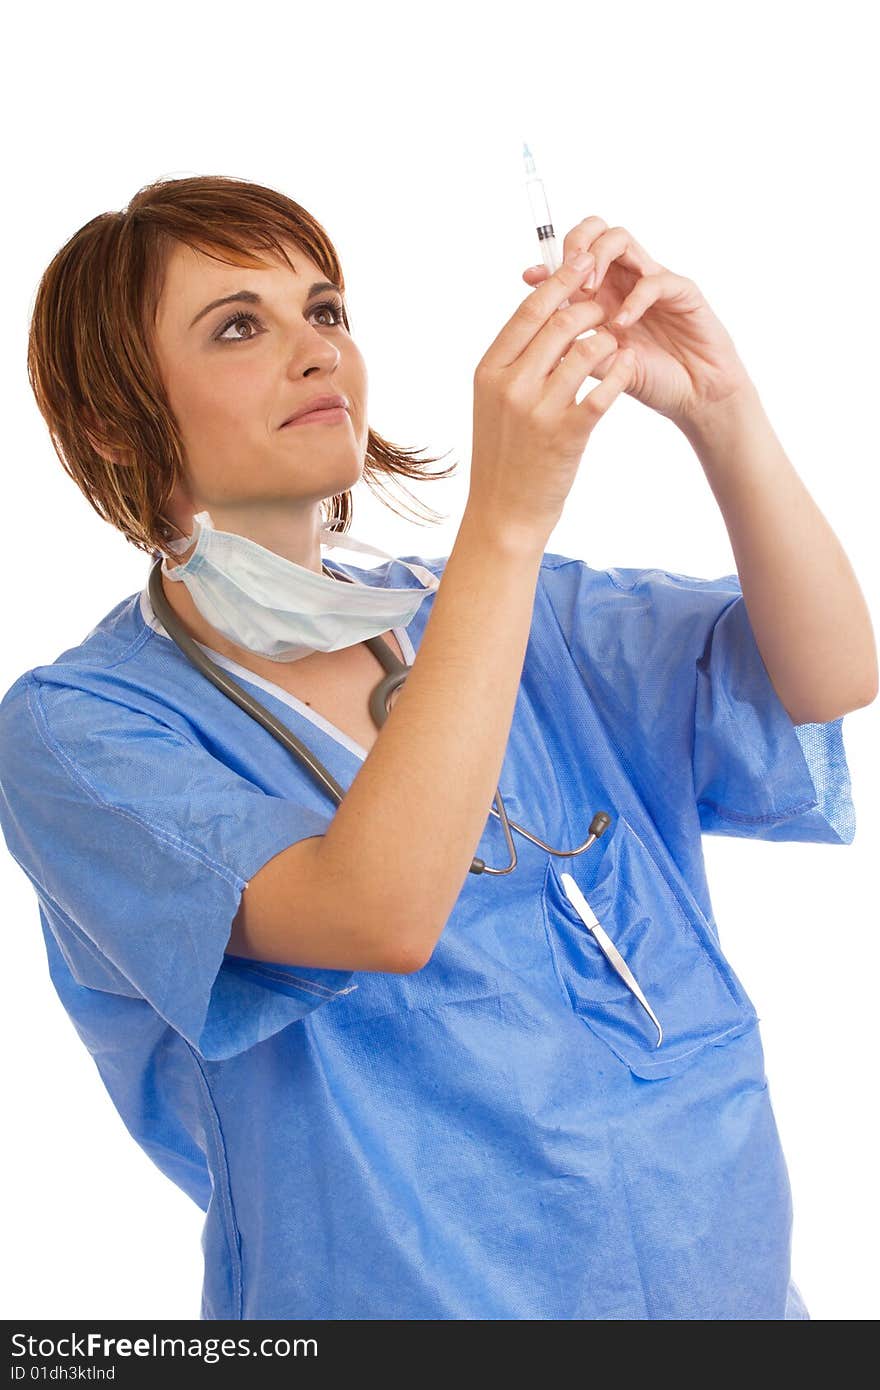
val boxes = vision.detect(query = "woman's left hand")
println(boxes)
[522,216,757,430]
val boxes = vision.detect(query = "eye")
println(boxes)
[214,309,262,343]
[213,297,347,343]
[311,298,346,328]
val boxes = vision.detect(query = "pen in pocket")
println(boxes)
[559,871,664,1048]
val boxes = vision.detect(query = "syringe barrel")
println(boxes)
[525,176,553,232]
[525,171,564,284]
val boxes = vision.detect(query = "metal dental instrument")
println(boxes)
[559,872,664,1047]
[147,558,612,877]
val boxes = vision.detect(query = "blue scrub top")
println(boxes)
[0,548,855,1320]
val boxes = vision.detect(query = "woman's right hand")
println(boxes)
[467,253,635,545]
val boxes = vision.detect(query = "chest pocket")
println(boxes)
[541,814,758,1079]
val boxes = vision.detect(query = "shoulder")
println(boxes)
[1,589,151,707]
[0,646,197,793]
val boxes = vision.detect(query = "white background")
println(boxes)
[3,0,876,1322]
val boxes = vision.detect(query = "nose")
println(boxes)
[287,327,341,378]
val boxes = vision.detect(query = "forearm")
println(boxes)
[677,385,878,724]
[319,510,545,968]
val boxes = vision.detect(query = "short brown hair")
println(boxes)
[26,173,458,558]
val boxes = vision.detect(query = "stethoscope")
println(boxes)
[147,557,612,877]
[147,558,663,1044]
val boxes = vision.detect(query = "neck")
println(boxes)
[167,503,328,573]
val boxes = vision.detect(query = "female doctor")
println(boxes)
[1,174,876,1321]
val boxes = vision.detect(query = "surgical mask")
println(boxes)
[161,510,440,662]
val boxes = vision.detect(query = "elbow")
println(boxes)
[367,896,444,975]
[850,657,880,712]
[389,938,434,975]
[783,677,879,724]
[852,652,879,710]
[829,680,878,718]
[383,923,436,974]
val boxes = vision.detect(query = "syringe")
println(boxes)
[523,141,570,308]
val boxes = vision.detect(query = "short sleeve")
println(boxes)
[0,676,357,1061]
[691,580,855,842]
[540,558,856,845]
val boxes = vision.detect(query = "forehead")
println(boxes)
[155,237,323,329]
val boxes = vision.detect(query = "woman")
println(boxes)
[1,174,874,1320]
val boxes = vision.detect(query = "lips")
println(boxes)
[281,395,349,427]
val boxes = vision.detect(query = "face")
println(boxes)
[150,236,369,570]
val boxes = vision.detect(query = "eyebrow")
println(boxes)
[189,280,343,330]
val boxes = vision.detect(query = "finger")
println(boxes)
[541,328,622,414]
[574,349,636,428]
[607,269,692,328]
[522,264,594,305]
[559,216,608,267]
[582,343,621,379]
[517,299,615,384]
[586,227,663,294]
[485,256,596,370]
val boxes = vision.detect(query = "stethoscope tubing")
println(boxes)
[147,558,611,875]
[146,559,670,1043]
